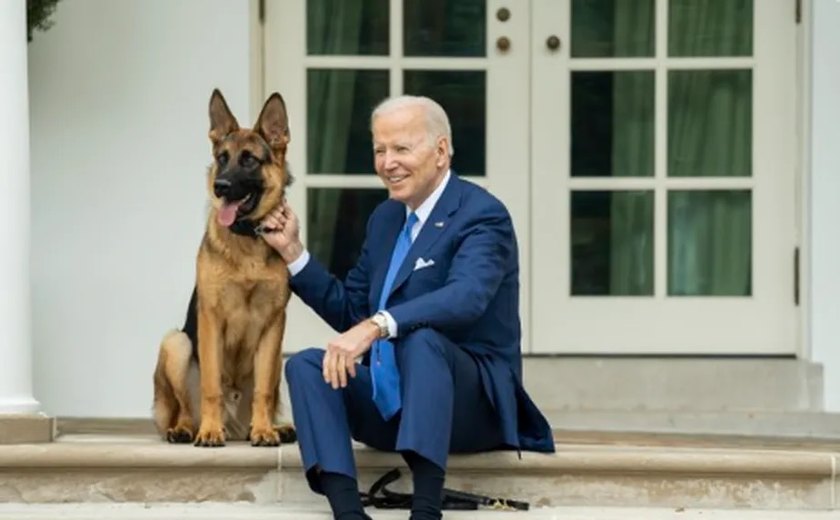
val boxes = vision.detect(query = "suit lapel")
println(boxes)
[387,176,463,300]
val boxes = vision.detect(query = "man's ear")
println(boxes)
[208,89,240,145]
[435,136,449,167]
[255,92,290,153]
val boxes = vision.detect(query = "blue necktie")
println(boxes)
[371,212,418,420]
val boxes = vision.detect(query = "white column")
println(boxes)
[810,0,840,411]
[0,0,39,414]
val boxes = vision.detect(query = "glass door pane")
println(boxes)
[571,190,654,296]
[668,190,752,296]
[668,69,752,178]
[404,0,486,56]
[668,0,753,57]
[307,0,390,55]
[571,71,654,177]
[571,0,655,57]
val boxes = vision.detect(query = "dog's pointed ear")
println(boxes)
[208,89,240,144]
[255,93,290,153]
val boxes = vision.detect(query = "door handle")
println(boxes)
[496,36,511,52]
[546,35,561,51]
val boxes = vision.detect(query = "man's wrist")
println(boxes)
[363,319,382,342]
[285,248,310,276]
[369,312,390,339]
[281,242,305,265]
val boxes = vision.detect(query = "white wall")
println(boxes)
[810,0,840,411]
[27,0,253,416]
[24,0,840,417]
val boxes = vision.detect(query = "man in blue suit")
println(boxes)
[260,96,554,520]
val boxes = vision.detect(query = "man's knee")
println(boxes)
[284,347,324,381]
[397,328,453,367]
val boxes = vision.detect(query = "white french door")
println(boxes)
[265,0,531,353]
[531,0,799,353]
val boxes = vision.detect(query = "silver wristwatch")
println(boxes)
[370,312,390,339]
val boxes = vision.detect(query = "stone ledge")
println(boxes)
[0,414,54,444]
[281,443,836,478]
[0,435,278,468]
[1,434,839,508]
[0,434,834,478]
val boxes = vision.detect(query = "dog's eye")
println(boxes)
[239,151,260,168]
[216,152,229,166]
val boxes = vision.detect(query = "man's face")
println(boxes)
[372,106,448,210]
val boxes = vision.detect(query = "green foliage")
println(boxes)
[27,0,61,42]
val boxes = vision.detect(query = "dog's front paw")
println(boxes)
[194,424,226,447]
[249,424,280,447]
[166,426,194,444]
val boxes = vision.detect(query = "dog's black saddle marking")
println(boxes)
[182,286,199,362]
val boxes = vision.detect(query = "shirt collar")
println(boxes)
[407,169,451,227]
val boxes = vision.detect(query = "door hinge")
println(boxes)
[795,0,802,24]
[794,246,800,306]
[258,0,266,25]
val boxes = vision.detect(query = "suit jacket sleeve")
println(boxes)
[289,217,374,333]
[386,200,514,333]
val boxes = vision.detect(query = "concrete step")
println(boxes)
[547,410,840,438]
[522,357,823,412]
[2,433,840,510]
[240,356,825,424]
[58,410,840,445]
[56,410,840,443]
[1,503,839,520]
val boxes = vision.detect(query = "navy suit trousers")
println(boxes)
[285,328,505,493]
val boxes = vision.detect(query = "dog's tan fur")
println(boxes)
[153,90,295,447]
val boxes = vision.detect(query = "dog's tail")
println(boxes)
[152,330,193,437]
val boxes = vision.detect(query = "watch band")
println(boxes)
[371,312,389,339]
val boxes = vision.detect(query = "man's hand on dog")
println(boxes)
[261,201,377,389]
[323,321,380,389]
[260,201,304,264]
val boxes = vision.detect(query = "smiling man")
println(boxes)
[260,96,554,520]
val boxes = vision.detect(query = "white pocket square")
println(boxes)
[413,257,435,271]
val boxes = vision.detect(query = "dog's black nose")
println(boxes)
[214,178,232,198]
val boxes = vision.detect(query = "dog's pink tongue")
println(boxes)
[218,202,240,227]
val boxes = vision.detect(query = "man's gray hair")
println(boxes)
[371,95,454,157]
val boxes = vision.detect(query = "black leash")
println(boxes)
[360,468,529,512]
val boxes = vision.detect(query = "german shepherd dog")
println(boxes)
[153,89,296,447]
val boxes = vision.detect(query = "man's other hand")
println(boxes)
[323,320,380,389]
[260,200,304,264]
